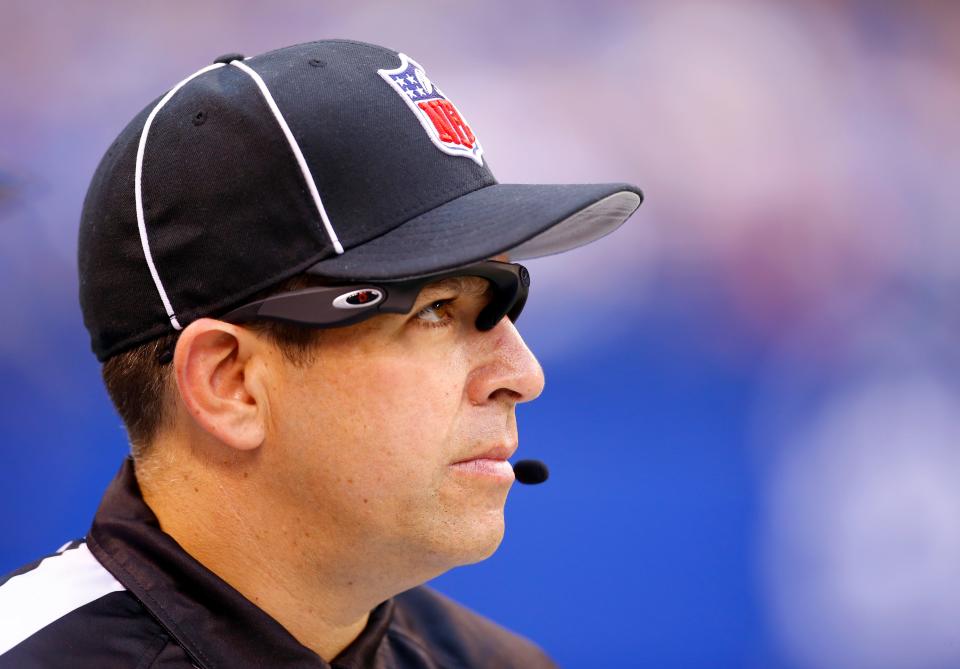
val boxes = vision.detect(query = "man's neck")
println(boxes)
[136,455,394,661]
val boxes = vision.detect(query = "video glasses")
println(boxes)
[220,260,530,332]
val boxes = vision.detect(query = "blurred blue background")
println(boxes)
[3,1,959,667]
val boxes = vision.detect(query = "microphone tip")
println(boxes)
[513,459,549,485]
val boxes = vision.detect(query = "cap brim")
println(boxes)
[305,182,643,280]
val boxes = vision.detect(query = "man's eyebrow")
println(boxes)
[417,276,489,302]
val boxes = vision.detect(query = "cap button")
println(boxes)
[213,52,244,65]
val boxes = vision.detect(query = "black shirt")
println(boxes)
[0,458,558,668]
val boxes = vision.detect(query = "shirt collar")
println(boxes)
[87,457,394,669]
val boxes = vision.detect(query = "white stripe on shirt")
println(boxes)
[0,542,126,655]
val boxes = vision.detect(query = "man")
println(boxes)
[0,39,642,667]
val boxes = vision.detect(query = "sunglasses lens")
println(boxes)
[475,271,526,330]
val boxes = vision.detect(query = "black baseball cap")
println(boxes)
[79,39,643,362]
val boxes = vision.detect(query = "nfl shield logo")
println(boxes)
[378,53,484,166]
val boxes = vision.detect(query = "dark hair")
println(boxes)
[101,274,330,460]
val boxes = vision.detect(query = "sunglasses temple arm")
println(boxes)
[220,300,266,323]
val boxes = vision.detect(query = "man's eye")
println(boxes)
[415,299,453,324]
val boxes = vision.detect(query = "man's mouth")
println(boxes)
[450,444,517,481]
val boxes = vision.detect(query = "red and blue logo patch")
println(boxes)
[378,53,484,166]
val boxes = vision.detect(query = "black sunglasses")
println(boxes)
[220,260,530,332]
[157,261,529,365]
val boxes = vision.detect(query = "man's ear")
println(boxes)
[172,318,269,451]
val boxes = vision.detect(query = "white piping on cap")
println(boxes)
[134,58,345,333]
[134,62,226,330]
[228,59,345,255]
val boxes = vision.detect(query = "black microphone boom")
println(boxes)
[513,459,549,485]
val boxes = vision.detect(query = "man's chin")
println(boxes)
[451,513,507,566]
[462,536,504,566]
[401,504,508,572]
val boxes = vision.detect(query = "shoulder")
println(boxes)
[0,540,180,668]
[388,585,558,668]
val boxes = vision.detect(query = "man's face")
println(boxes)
[257,270,545,575]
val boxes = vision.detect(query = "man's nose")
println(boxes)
[466,317,545,406]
